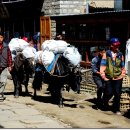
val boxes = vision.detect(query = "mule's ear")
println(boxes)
[18,53,25,60]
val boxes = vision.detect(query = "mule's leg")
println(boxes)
[32,71,43,97]
[49,83,59,104]
[49,83,64,107]
[11,72,20,98]
[58,86,64,108]
[24,73,29,95]
[32,79,37,97]
[33,88,37,97]
[54,84,64,108]
[14,80,21,98]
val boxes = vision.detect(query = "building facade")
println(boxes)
[39,0,130,60]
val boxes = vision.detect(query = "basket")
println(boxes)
[121,93,130,99]
[80,68,96,94]
[122,75,130,87]
[120,99,129,104]
[120,103,130,111]
[120,91,130,111]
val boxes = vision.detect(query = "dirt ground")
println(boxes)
[3,78,130,128]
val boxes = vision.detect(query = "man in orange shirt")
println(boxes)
[100,38,126,115]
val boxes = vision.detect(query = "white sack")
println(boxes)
[63,46,82,66]
[9,38,20,51]
[54,40,69,53]
[22,46,36,59]
[42,50,55,67]
[41,40,69,53]
[41,40,56,51]
[35,50,43,63]
[9,38,29,51]
[18,39,29,50]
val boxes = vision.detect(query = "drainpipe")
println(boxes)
[86,0,89,14]
[114,0,122,10]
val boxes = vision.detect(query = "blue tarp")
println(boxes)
[46,54,59,73]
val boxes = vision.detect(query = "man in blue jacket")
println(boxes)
[91,46,105,109]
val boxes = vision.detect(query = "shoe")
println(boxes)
[115,111,121,115]
[77,90,81,94]
[101,105,110,111]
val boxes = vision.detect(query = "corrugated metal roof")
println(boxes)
[87,9,130,15]
[1,0,25,4]
[50,10,130,18]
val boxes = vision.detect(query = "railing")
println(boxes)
[1,0,25,4]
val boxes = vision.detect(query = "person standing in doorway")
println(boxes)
[100,38,126,115]
[91,46,106,109]
[0,32,13,100]
[55,34,63,40]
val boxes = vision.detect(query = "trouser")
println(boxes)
[0,68,7,98]
[103,79,123,112]
[93,75,105,106]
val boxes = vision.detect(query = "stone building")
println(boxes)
[40,0,124,39]
[0,0,129,46]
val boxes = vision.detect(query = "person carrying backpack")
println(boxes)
[100,38,126,115]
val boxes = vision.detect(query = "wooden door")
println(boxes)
[40,16,51,45]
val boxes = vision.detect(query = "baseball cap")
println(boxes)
[110,38,120,46]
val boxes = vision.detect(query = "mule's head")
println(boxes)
[67,66,82,92]
[24,57,35,75]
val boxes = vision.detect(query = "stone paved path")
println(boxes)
[0,98,66,128]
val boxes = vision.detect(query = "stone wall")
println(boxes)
[51,20,56,39]
[41,0,86,39]
[42,0,86,16]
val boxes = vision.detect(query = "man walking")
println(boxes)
[0,32,13,100]
[91,46,105,109]
[100,38,126,115]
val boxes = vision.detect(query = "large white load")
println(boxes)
[41,50,55,67]
[9,38,20,51]
[22,46,37,59]
[9,38,29,51]
[63,46,82,66]
[41,40,69,53]
[35,50,43,63]
[37,40,82,67]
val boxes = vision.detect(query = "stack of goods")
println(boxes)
[35,40,82,71]
[9,38,36,60]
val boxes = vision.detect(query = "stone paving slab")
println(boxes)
[0,100,65,128]
[1,120,26,128]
